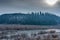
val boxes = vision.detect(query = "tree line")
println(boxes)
[0,11,60,25]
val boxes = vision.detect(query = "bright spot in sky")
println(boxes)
[45,0,58,6]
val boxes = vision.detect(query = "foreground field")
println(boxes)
[0,25,60,40]
[0,29,60,40]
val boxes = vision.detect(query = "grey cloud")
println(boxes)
[0,0,60,16]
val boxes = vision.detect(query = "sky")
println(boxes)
[0,0,60,16]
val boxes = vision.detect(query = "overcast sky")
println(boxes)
[0,0,60,16]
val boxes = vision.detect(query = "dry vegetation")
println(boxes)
[0,25,60,40]
[0,30,60,40]
[0,24,56,30]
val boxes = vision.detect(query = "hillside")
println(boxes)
[0,12,60,25]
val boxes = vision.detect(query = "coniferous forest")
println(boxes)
[0,11,60,25]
